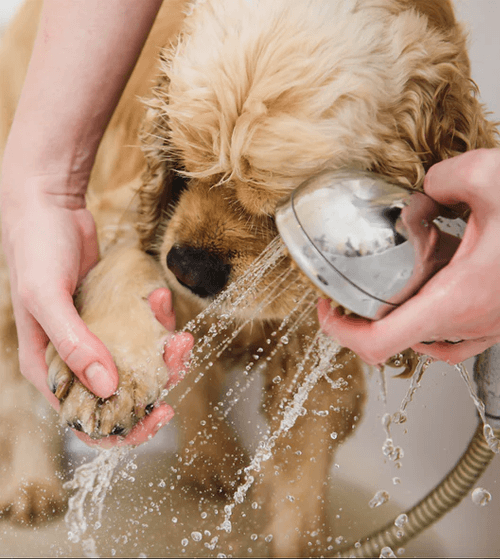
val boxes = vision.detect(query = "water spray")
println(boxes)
[275,169,500,556]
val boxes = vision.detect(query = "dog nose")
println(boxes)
[166,245,231,298]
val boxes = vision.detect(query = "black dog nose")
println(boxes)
[166,245,231,298]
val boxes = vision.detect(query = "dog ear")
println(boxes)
[397,0,457,32]
[137,82,189,257]
[136,162,187,257]
[370,9,498,189]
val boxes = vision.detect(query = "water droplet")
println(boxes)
[191,531,202,542]
[392,411,407,424]
[273,376,282,383]
[472,487,492,506]
[369,490,390,508]
[395,514,408,528]
[330,432,338,440]
[335,536,344,545]
[251,534,258,541]
[181,538,189,547]
[382,439,404,462]
[265,534,273,543]
[392,477,401,485]
[380,547,397,558]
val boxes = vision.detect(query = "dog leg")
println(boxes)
[173,328,248,497]
[47,241,171,438]
[258,346,365,557]
[0,258,66,524]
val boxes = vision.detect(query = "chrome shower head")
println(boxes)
[275,169,465,320]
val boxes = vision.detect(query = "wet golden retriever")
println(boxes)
[0,0,496,555]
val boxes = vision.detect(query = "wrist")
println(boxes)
[1,169,88,212]
[2,112,97,190]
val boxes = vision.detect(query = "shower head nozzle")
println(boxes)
[275,169,464,320]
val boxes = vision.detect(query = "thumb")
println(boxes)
[33,288,119,398]
[424,149,500,213]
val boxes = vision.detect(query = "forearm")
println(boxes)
[3,0,163,199]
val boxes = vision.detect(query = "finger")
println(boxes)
[27,288,118,398]
[77,209,100,278]
[72,403,175,449]
[164,332,194,389]
[9,289,61,409]
[424,149,500,212]
[412,337,497,365]
[14,306,61,410]
[148,288,176,331]
[317,294,451,365]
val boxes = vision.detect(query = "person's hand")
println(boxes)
[1,177,193,447]
[318,148,500,366]
[1,177,119,409]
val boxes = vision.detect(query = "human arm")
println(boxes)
[0,1,163,407]
[318,148,500,366]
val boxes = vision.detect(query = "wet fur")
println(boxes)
[0,0,497,554]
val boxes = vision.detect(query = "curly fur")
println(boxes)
[0,0,498,555]
[137,0,497,255]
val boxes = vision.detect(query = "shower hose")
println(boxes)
[338,421,499,557]
[338,342,500,558]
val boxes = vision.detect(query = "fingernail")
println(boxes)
[84,362,116,397]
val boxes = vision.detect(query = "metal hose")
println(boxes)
[338,422,499,558]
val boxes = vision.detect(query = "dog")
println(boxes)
[0,0,497,556]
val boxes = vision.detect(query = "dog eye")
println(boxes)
[167,169,189,207]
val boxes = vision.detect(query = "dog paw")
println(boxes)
[1,479,66,526]
[0,414,67,526]
[47,340,168,439]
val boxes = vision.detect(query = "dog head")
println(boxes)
[136,0,497,321]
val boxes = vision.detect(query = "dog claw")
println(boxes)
[109,425,127,436]
[46,346,74,403]
[54,379,73,401]
[67,419,84,432]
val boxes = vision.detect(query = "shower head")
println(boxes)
[275,169,465,320]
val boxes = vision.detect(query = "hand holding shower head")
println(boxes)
[275,169,465,319]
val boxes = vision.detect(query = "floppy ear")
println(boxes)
[397,0,458,32]
[397,55,497,176]
[136,63,188,257]
[370,3,498,189]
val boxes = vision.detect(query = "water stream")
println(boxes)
[218,331,342,534]
[62,236,323,554]
[454,362,500,454]
[60,234,499,556]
